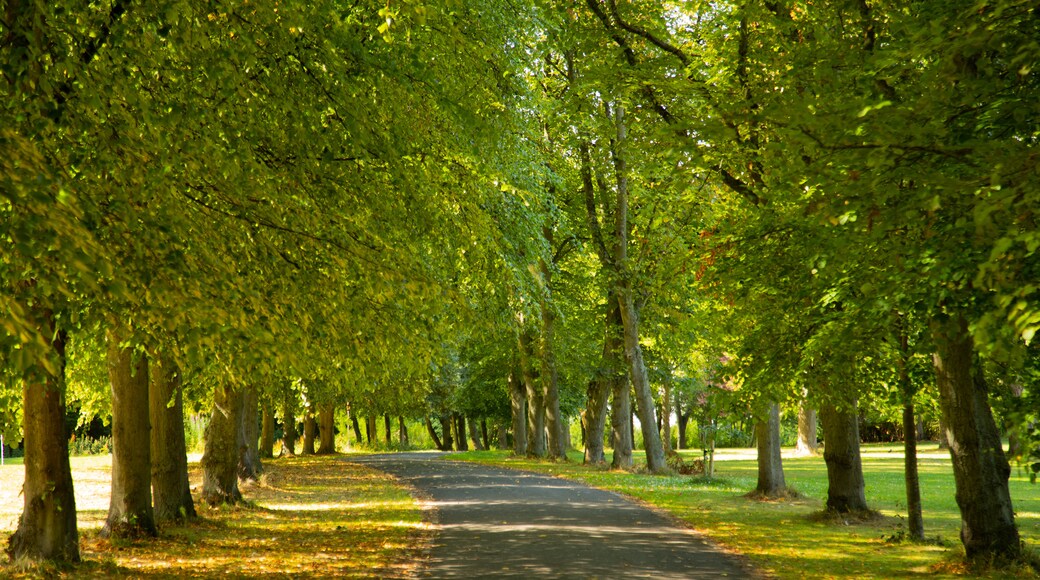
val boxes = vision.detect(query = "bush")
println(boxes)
[68,435,111,456]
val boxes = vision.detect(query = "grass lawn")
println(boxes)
[453,443,1040,579]
[0,454,426,578]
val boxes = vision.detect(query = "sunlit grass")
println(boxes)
[454,443,1039,579]
[0,454,426,578]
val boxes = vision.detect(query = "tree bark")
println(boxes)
[365,416,376,444]
[425,416,444,451]
[350,410,363,447]
[468,417,485,450]
[519,330,545,457]
[662,370,674,453]
[931,314,1019,560]
[439,415,454,451]
[610,104,667,474]
[539,235,566,460]
[302,409,316,455]
[454,414,468,451]
[509,370,528,455]
[820,402,869,513]
[754,402,787,497]
[611,382,634,469]
[481,418,489,450]
[617,291,667,473]
[795,404,819,456]
[201,383,243,505]
[896,318,924,541]
[280,398,297,457]
[237,386,262,480]
[149,350,196,523]
[317,405,336,454]
[260,401,275,459]
[5,315,79,562]
[384,414,392,445]
[398,416,409,448]
[104,326,156,537]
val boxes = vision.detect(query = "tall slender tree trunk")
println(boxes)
[539,237,566,460]
[425,416,444,451]
[896,317,924,541]
[302,409,316,455]
[931,314,1019,560]
[509,370,528,455]
[662,370,674,453]
[519,331,545,457]
[439,415,454,451]
[610,105,666,474]
[104,326,156,537]
[201,383,243,505]
[383,414,392,445]
[796,403,819,456]
[481,419,490,450]
[260,402,275,459]
[454,414,469,451]
[586,305,622,464]
[611,382,634,469]
[468,417,485,450]
[754,402,787,497]
[820,401,868,513]
[497,422,509,450]
[350,413,362,447]
[317,405,336,454]
[6,313,79,562]
[149,350,195,523]
[365,416,376,445]
[398,416,409,448]
[238,387,262,481]
[280,398,297,457]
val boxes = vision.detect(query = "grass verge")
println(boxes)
[0,454,425,578]
[452,443,1039,579]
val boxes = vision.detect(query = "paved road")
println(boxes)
[349,453,756,579]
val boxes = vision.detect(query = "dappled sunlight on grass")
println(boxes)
[455,444,1039,579]
[1,455,425,579]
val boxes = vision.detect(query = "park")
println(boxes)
[2,0,1039,577]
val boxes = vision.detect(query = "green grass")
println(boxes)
[0,456,23,466]
[453,443,1040,579]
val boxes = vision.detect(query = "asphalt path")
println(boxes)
[349,453,757,579]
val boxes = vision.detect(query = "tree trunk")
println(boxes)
[260,401,275,459]
[662,371,674,453]
[820,402,869,513]
[468,417,485,450]
[754,402,787,497]
[439,415,454,451]
[398,416,409,448]
[365,416,376,444]
[317,405,336,454]
[795,404,819,456]
[149,350,196,523]
[931,314,1019,560]
[104,326,156,537]
[611,381,634,469]
[5,316,79,562]
[610,104,666,474]
[937,416,950,449]
[238,387,262,481]
[425,416,444,451]
[617,292,667,473]
[454,414,469,451]
[481,418,489,450]
[539,239,566,460]
[677,404,690,451]
[280,398,297,457]
[497,422,509,450]
[302,409,316,455]
[201,383,243,506]
[896,318,924,541]
[519,331,545,457]
[510,369,528,456]
[350,411,363,447]
[383,414,392,445]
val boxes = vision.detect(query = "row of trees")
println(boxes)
[3,0,1036,568]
